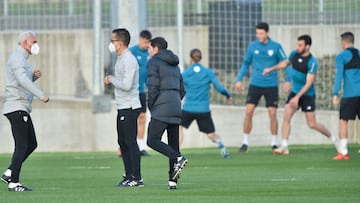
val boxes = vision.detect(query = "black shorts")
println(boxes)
[286,92,315,112]
[139,92,147,113]
[246,85,278,108]
[340,97,360,120]
[181,111,215,133]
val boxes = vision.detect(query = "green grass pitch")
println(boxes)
[0,145,359,203]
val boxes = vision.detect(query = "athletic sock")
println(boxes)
[243,134,249,145]
[281,139,288,148]
[216,141,225,149]
[137,138,144,151]
[4,169,11,177]
[340,138,348,155]
[209,134,225,148]
[271,135,278,146]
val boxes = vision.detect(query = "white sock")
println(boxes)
[281,139,288,148]
[271,135,278,146]
[243,134,249,145]
[137,138,144,151]
[4,169,11,177]
[340,138,348,155]
[8,182,20,188]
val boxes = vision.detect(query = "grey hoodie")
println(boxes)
[3,46,45,114]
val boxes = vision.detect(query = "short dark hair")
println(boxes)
[150,37,167,50]
[190,48,202,63]
[256,22,269,32]
[340,32,354,44]
[112,28,131,46]
[297,35,312,46]
[139,30,152,40]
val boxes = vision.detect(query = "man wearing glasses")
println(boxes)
[105,28,143,187]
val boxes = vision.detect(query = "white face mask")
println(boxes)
[108,43,116,53]
[31,43,40,55]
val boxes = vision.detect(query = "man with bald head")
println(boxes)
[1,31,49,192]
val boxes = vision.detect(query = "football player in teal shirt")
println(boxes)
[235,22,291,153]
[181,49,232,158]
[129,30,152,156]
[332,32,360,160]
[263,35,337,155]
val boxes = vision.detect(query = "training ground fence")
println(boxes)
[0,0,359,110]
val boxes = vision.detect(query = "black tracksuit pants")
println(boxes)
[147,118,181,179]
[117,109,141,181]
[5,111,38,183]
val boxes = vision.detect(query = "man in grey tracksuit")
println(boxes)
[105,28,143,187]
[1,31,49,192]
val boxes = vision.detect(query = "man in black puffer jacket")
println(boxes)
[146,37,187,190]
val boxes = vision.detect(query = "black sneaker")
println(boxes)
[168,180,177,190]
[272,145,278,151]
[140,150,150,156]
[1,174,11,184]
[8,184,32,192]
[239,144,248,153]
[171,156,188,180]
[120,179,144,187]
[116,177,129,187]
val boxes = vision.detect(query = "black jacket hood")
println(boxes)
[154,49,179,66]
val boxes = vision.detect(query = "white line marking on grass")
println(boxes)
[73,156,96,159]
[151,182,193,186]
[70,166,111,170]
[37,187,63,191]
[306,167,331,170]
[73,155,113,159]
[190,166,209,169]
[271,178,296,182]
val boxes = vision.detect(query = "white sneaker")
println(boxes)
[8,183,32,192]
[168,181,177,190]
[273,146,289,155]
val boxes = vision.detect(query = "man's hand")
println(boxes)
[333,96,340,105]
[42,96,49,103]
[235,82,243,93]
[104,75,111,85]
[289,96,299,109]
[226,97,233,105]
[34,69,42,78]
[262,68,272,76]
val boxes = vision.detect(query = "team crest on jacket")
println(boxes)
[268,50,274,56]
[23,116,28,122]
[193,66,201,72]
